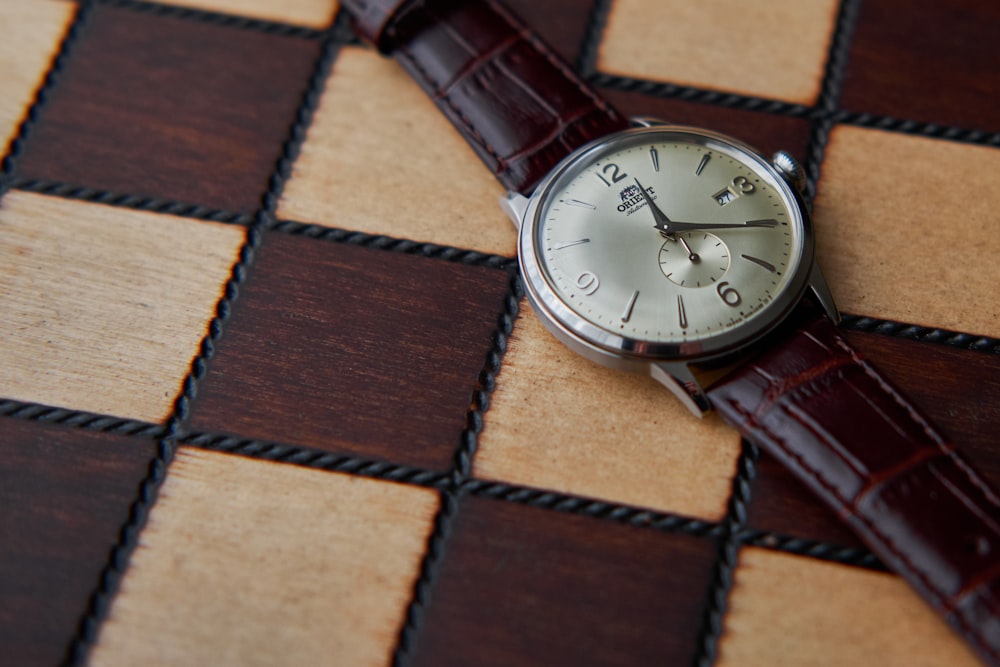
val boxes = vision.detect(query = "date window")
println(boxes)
[713,187,737,206]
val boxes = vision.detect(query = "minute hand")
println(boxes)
[652,219,778,233]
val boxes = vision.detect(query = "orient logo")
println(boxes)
[617,184,656,215]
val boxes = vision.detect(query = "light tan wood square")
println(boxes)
[159,0,338,28]
[718,547,979,666]
[814,126,1000,338]
[475,302,741,522]
[90,448,438,667]
[599,0,838,105]
[0,192,244,422]
[0,0,75,153]
[278,47,514,256]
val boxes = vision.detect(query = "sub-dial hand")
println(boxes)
[676,235,700,263]
[633,178,674,234]
[661,219,779,233]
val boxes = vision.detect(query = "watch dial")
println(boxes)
[526,127,808,356]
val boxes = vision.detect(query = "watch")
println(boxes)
[339,0,1000,662]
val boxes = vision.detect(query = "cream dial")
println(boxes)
[528,127,807,352]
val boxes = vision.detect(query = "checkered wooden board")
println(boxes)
[2,0,999,665]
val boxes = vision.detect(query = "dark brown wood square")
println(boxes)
[748,329,1000,549]
[839,0,1000,131]
[14,4,322,214]
[187,232,512,471]
[411,495,717,666]
[0,418,156,667]
[602,88,813,163]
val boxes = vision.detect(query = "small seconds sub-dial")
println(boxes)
[658,232,730,287]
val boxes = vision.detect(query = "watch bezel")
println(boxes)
[518,124,816,368]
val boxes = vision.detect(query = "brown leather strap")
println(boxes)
[708,307,1000,665]
[339,0,630,194]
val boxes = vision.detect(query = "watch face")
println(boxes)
[519,125,813,363]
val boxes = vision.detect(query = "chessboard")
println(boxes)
[2,0,999,665]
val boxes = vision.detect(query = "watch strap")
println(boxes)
[707,307,1000,663]
[339,0,630,194]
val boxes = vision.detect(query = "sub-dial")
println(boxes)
[658,232,730,288]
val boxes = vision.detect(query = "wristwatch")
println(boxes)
[339,0,1000,662]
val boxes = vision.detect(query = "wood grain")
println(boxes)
[476,302,741,521]
[0,192,245,422]
[599,0,839,104]
[412,494,717,666]
[840,0,1000,131]
[15,3,321,213]
[718,547,980,666]
[277,47,514,256]
[161,0,339,28]
[814,126,1000,338]
[0,418,157,667]
[0,0,74,154]
[187,231,512,471]
[89,447,439,667]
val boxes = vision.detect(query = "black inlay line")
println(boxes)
[802,0,862,202]
[89,0,327,39]
[272,218,518,270]
[0,399,165,439]
[591,72,815,120]
[65,25,347,666]
[577,0,613,76]
[834,110,1000,147]
[739,529,884,571]
[0,1,95,202]
[10,177,256,225]
[693,439,759,667]
[180,431,450,489]
[0,395,885,569]
[389,270,523,666]
[840,315,1000,356]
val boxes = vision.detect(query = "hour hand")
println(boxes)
[633,178,674,234]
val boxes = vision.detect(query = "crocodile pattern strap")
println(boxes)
[707,308,1000,664]
[339,0,630,194]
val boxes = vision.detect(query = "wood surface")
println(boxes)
[89,447,439,666]
[599,0,840,104]
[0,0,74,152]
[411,494,717,666]
[840,0,1000,131]
[1,0,998,665]
[0,418,158,667]
[186,231,512,471]
[477,302,741,522]
[15,2,322,214]
[0,191,245,423]
[814,125,1000,337]
[278,47,514,256]
[718,547,979,666]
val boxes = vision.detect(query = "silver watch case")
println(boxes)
[505,121,839,416]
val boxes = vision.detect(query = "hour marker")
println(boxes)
[621,290,640,322]
[554,238,590,250]
[650,147,660,172]
[563,199,596,209]
[696,154,711,176]
[677,295,688,329]
[741,253,776,272]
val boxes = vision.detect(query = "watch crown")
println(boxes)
[772,150,806,194]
